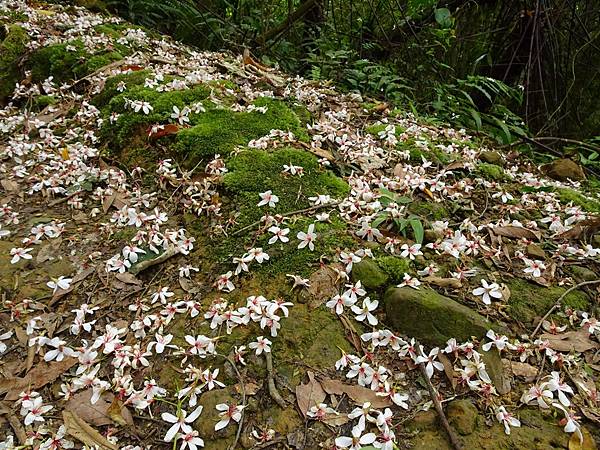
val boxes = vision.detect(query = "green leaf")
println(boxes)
[434,8,453,28]
[409,218,424,244]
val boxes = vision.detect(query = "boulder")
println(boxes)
[569,265,597,282]
[351,259,389,290]
[383,287,499,346]
[541,158,585,181]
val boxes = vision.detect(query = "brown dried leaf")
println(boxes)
[179,277,200,294]
[296,371,326,417]
[320,378,392,408]
[65,390,133,427]
[491,226,540,241]
[62,410,118,450]
[1,357,77,400]
[506,360,538,380]
[321,412,350,426]
[541,330,599,353]
[438,353,457,389]
[115,272,142,286]
[307,264,343,309]
[1,179,19,192]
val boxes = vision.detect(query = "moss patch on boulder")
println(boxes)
[506,278,590,325]
[351,259,389,290]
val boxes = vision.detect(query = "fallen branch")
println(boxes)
[416,343,463,450]
[265,352,287,408]
[129,247,179,275]
[531,279,600,338]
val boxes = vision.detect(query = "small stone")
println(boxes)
[447,399,479,435]
[351,259,389,290]
[525,243,546,260]
[541,158,585,181]
[384,287,503,346]
[479,151,504,166]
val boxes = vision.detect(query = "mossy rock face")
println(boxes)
[479,150,504,166]
[0,25,29,103]
[383,286,500,346]
[194,387,238,441]
[408,200,449,221]
[569,265,597,282]
[376,256,411,283]
[351,259,389,290]
[408,407,568,450]
[506,278,590,325]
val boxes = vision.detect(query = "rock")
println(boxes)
[569,265,597,282]
[383,287,501,346]
[525,243,546,260]
[479,151,504,166]
[351,259,389,290]
[479,346,511,395]
[446,399,479,435]
[541,158,585,181]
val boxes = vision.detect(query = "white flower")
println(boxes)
[546,371,573,407]
[523,258,546,278]
[400,243,422,260]
[0,225,10,238]
[47,276,73,294]
[0,331,13,354]
[396,273,421,290]
[521,384,553,409]
[249,336,272,355]
[179,430,204,450]
[297,224,317,251]
[22,396,53,426]
[495,406,520,435]
[335,425,376,450]
[351,297,378,325]
[214,403,245,431]
[553,403,583,443]
[481,330,513,352]
[10,247,32,264]
[161,406,203,442]
[472,279,502,305]
[171,105,190,125]
[268,226,290,244]
[257,190,279,208]
[307,403,337,420]
[415,346,444,379]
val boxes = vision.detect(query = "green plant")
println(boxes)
[372,188,424,243]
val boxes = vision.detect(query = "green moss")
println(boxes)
[556,187,600,212]
[377,256,411,283]
[175,97,307,163]
[32,95,56,110]
[91,69,152,107]
[506,278,590,324]
[223,148,348,227]
[408,201,449,221]
[27,40,124,83]
[476,162,506,181]
[0,25,29,102]
[351,259,390,289]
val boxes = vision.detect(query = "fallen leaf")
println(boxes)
[1,357,77,400]
[569,426,597,450]
[491,226,540,241]
[319,378,392,408]
[179,277,200,294]
[438,353,457,389]
[296,371,326,417]
[541,330,599,353]
[307,264,343,309]
[321,412,350,426]
[148,123,180,140]
[65,390,133,427]
[62,410,118,450]
[36,238,62,264]
[115,272,142,286]
[1,179,19,192]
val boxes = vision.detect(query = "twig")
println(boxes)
[252,436,287,449]
[416,343,463,450]
[531,279,600,338]
[232,201,340,236]
[129,246,179,275]
[48,190,82,207]
[265,352,287,408]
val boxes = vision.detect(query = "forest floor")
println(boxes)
[1,2,600,449]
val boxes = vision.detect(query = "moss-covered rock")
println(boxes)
[351,259,389,290]
[569,265,597,282]
[556,187,600,212]
[506,278,590,325]
[376,256,411,283]
[478,150,504,166]
[383,286,500,345]
[541,158,586,181]
[476,162,506,181]
[194,387,238,441]
[0,25,29,103]
[446,399,479,435]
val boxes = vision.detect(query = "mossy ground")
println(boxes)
[477,162,507,181]
[556,187,600,212]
